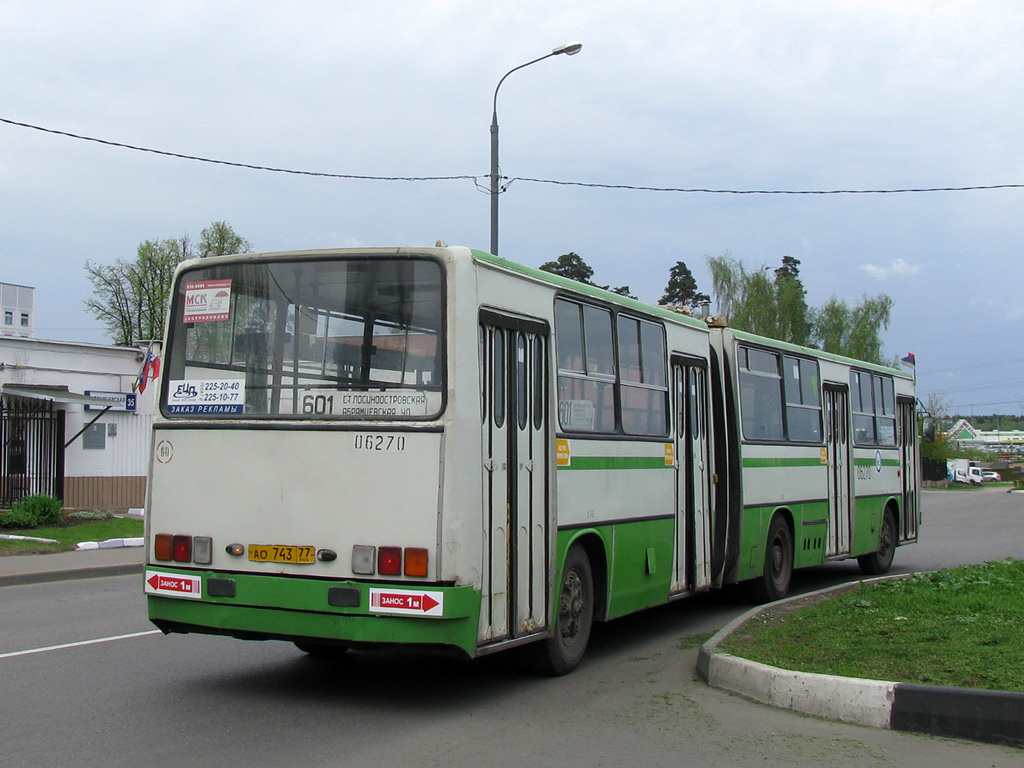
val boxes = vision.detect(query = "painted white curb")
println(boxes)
[704,652,896,728]
[75,537,145,551]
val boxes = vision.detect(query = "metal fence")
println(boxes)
[1,397,64,508]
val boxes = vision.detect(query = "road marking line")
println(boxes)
[0,630,161,660]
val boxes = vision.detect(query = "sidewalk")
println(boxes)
[0,545,144,587]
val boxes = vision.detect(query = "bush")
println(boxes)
[66,510,116,522]
[0,495,65,529]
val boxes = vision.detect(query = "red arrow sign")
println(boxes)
[145,571,202,599]
[420,593,439,612]
[369,588,443,616]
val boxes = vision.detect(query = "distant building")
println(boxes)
[945,418,1024,451]
[1,335,156,512]
[1,281,34,338]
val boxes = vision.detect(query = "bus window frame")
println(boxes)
[160,254,448,423]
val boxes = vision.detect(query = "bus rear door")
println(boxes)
[480,313,550,643]
[824,384,853,557]
[672,358,713,594]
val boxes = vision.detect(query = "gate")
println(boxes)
[1,397,65,508]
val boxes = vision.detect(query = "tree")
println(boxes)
[659,261,710,309]
[773,256,811,346]
[199,220,252,257]
[607,285,638,299]
[707,252,788,339]
[707,252,892,362]
[85,221,252,346]
[539,252,595,284]
[538,252,635,298]
[923,391,952,426]
[809,294,893,364]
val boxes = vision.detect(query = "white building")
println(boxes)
[1,281,34,338]
[946,418,1024,452]
[1,335,157,512]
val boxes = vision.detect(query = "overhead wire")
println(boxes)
[0,117,477,183]
[4,115,1024,196]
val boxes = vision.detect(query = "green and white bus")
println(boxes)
[144,245,920,673]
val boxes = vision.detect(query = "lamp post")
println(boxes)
[490,41,582,257]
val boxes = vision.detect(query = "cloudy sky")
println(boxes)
[2,1,1022,416]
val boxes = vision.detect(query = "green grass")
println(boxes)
[0,517,144,555]
[720,559,1024,692]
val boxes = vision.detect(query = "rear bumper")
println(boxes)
[145,566,482,657]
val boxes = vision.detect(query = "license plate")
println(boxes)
[248,544,316,564]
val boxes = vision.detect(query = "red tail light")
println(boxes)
[172,535,192,562]
[378,546,402,575]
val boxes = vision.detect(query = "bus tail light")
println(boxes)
[378,546,402,576]
[192,536,213,565]
[352,545,375,575]
[404,548,428,577]
[153,534,213,564]
[352,545,429,577]
[154,533,173,561]
[172,535,192,562]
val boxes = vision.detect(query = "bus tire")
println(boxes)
[746,515,793,604]
[533,544,594,676]
[858,508,897,575]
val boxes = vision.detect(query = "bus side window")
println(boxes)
[493,328,505,428]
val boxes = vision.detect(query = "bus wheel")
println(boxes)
[294,641,349,658]
[858,509,897,575]
[533,544,594,676]
[747,515,793,604]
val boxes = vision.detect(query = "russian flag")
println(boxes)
[134,345,161,393]
[900,353,916,371]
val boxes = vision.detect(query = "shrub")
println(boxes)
[66,510,116,522]
[0,495,65,529]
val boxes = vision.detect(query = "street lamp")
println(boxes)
[490,41,582,256]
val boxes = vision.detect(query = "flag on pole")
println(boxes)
[134,342,161,393]
[900,353,916,371]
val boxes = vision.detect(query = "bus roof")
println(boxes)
[470,249,709,331]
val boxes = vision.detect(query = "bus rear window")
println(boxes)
[162,257,444,420]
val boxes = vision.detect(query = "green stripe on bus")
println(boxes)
[742,457,824,468]
[558,456,671,471]
[854,458,901,467]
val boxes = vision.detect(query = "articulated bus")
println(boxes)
[144,245,920,674]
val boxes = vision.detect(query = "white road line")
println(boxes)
[0,630,161,660]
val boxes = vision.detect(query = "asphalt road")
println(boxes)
[1,488,1022,768]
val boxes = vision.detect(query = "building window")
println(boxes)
[20,313,30,327]
[3,311,11,325]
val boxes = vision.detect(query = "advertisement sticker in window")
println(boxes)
[184,280,232,323]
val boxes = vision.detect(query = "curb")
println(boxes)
[0,561,144,588]
[697,579,1024,748]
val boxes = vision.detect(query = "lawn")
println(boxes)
[0,516,144,555]
[719,559,1024,692]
